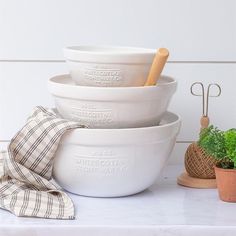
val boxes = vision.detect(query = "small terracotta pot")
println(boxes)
[215,166,236,202]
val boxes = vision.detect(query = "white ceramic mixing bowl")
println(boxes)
[53,111,181,197]
[63,46,156,87]
[48,74,177,128]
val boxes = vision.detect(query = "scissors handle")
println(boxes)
[190,82,205,116]
[190,82,221,131]
[205,83,221,116]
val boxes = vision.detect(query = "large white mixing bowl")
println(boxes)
[48,74,177,128]
[53,112,181,197]
[64,45,156,87]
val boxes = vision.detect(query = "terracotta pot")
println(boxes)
[215,166,236,202]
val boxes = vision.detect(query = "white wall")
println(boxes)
[0,0,236,164]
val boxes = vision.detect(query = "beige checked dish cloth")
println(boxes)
[0,106,84,219]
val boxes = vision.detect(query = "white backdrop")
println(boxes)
[0,0,236,164]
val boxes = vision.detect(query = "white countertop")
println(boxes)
[1,165,236,236]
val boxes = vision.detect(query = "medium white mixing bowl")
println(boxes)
[48,74,177,128]
[64,45,156,87]
[53,111,181,197]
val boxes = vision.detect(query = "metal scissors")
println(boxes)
[190,82,221,129]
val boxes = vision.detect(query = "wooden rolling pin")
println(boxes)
[145,48,169,86]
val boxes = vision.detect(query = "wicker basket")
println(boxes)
[185,142,217,179]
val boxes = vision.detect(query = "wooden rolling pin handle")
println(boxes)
[200,116,210,130]
[145,48,169,86]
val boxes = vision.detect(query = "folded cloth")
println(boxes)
[0,106,84,219]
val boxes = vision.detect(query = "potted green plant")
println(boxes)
[198,125,236,202]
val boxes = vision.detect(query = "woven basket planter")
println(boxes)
[185,142,217,179]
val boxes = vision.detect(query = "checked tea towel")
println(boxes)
[0,106,84,219]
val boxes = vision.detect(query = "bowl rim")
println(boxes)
[48,74,177,101]
[63,45,157,63]
[58,111,181,132]
[58,111,181,145]
[49,74,176,90]
[64,45,156,55]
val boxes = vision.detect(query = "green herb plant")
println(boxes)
[198,125,236,169]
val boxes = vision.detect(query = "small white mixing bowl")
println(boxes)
[48,74,177,128]
[53,111,181,197]
[64,45,156,87]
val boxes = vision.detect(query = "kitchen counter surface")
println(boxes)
[1,165,236,236]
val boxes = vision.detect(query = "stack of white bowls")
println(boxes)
[48,46,181,197]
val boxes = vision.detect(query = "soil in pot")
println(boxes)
[215,166,236,202]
